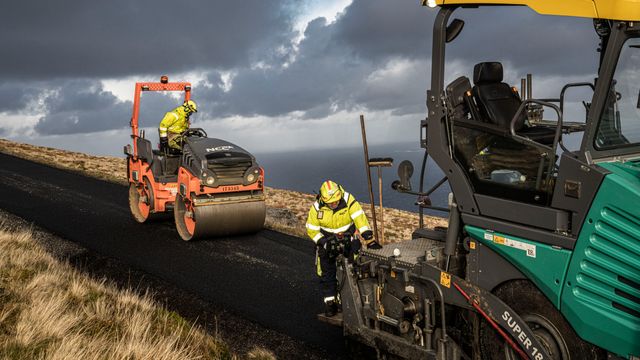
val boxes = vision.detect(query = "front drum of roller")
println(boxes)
[174,195,266,241]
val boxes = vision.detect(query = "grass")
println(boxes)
[0,138,447,242]
[0,223,276,360]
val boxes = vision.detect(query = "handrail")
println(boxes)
[559,82,595,114]
[509,99,563,150]
[509,99,564,192]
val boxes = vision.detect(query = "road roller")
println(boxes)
[124,76,266,240]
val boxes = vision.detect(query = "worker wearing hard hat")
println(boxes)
[158,100,198,151]
[306,180,379,317]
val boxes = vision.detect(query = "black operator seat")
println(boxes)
[472,62,556,145]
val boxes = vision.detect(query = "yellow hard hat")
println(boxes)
[320,180,343,204]
[184,100,198,113]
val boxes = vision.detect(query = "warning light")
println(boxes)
[160,75,169,84]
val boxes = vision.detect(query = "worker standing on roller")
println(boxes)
[158,100,198,151]
[306,180,379,317]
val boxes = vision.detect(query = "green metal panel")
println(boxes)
[561,160,640,358]
[465,226,572,307]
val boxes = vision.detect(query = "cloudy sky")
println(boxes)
[0,0,599,156]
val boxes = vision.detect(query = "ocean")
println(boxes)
[254,141,451,216]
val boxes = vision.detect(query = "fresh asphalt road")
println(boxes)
[0,153,345,357]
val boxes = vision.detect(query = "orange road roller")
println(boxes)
[124,76,266,240]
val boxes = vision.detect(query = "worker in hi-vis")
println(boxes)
[158,100,197,151]
[306,180,379,317]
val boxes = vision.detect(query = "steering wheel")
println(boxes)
[181,128,208,139]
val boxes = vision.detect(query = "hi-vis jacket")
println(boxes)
[158,106,189,137]
[306,191,371,244]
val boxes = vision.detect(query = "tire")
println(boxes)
[479,280,606,360]
[128,177,154,223]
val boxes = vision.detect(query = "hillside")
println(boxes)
[0,138,447,241]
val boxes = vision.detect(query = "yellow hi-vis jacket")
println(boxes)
[158,106,189,138]
[306,191,371,244]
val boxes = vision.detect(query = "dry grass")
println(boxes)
[0,222,277,360]
[0,138,447,242]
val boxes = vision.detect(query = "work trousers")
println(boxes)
[315,239,361,299]
[167,132,183,150]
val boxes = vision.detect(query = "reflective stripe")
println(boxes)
[324,296,335,303]
[171,112,179,120]
[313,201,320,211]
[306,223,321,231]
[312,233,323,242]
[359,226,370,233]
[350,209,364,220]
[316,253,322,276]
[159,132,167,137]
[321,223,352,233]
[343,192,350,202]
[159,127,168,131]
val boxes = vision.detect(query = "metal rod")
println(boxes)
[426,176,448,196]
[418,149,428,228]
[377,166,385,244]
[360,114,379,243]
[535,154,546,191]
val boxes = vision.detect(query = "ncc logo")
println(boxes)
[206,146,234,152]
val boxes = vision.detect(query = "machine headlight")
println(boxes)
[206,176,215,185]
[244,167,260,184]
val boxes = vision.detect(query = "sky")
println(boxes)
[0,0,601,156]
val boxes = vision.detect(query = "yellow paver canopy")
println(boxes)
[431,0,640,21]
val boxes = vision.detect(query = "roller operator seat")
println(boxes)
[472,62,556,145]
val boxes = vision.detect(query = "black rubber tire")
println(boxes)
[128,178,154,223]
[479,280,607,360]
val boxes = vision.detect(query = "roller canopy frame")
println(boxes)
[129,78,192,155]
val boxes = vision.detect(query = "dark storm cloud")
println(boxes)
[35,80,131,134]
[0,82,40,113]
[5,0,604,136]
[33,79,183,135]
[332,0,434,62]
[196,17,376,119]
[195,1,600,120]
[447,7,599,77]
[332,2,598,76]
[0,0,293,79]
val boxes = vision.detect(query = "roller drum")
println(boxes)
[174,195,266,241]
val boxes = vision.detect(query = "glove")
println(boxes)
[367,241,382,250]
[317,236,329,257]
[317,236,329,248]
[360,230,382,249]
[159,136,168,150]
[351,237,362,253]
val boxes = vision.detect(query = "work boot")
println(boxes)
[324,299,338,317]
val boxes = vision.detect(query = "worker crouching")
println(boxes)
[306,180,378,317]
